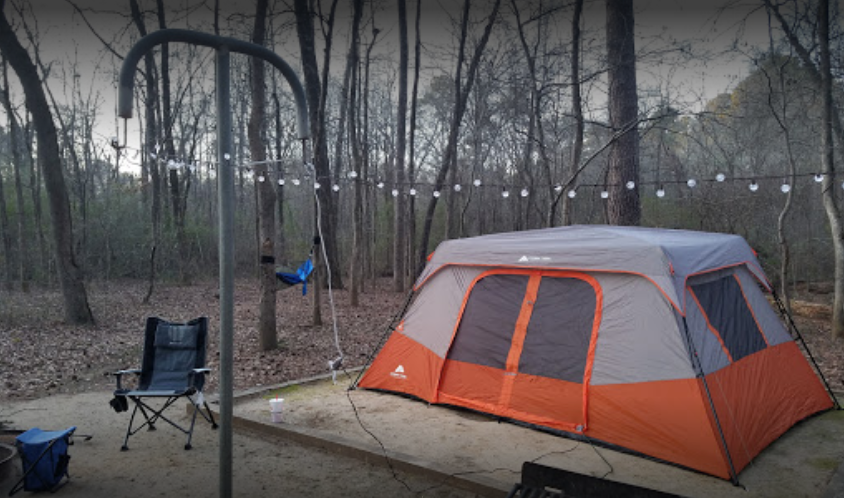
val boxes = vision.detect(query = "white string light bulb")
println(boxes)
[454,184,462,192]
[781,183,791,193]
[749,181,759,192]
[567,189,577,199]
[257,175,266,183]
[502,189,510,198]
[716,173,725,182]
[377,181,384,189]
[409,188,417,196]
[292,179,301,186]
[815,174,824,183]
[473,179,482,187]
[626,181,635,190]
[656,186,665,198]
[332,184,340,192]
[314,181,321,189]
[554,185,563,193]
[520,188,529,197]
[349,171,358,179]
[601,190,609,199]
[278,179,285,186]
[433,190,441,198]
[687,179,697,188]
[391,189,399,197]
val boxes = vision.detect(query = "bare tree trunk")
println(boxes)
[765,0,844,336]
[407,0,422,284]
[418,0,501,273]
[817,0,844,338]
[0,148,10,291]
[130,0,162,304]
[394,0,409,292]
[363,26,378,288]
[605,0,640,226]
[250,0,277,351]
[156,0,189,284]
[0,3,93,323]
[563,0,584,226]
[1,56,30,291]
[347,0,364,307]
[294,0,344,292]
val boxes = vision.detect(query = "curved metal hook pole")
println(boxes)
[118,28,310,139]
[117,29,309,498]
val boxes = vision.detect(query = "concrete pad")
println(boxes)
[232,373,844,498]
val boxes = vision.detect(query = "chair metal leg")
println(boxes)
[121,403,141,451]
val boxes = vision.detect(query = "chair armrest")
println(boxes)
[111,369,142,390]
[187,368,211,389]
[113,369,142,376]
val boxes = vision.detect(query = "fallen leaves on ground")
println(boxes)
[0,278,405,402]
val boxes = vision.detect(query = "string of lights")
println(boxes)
[117,141,844,199]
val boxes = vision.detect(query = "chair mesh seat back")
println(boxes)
[138,317,208,392]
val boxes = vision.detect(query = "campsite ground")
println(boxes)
[1,278,844,496]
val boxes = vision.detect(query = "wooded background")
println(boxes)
[0,0,842,342]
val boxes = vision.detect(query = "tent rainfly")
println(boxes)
[357,225,836,481]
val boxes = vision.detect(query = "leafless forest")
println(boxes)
[1,0,844,343]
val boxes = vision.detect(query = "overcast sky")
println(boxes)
[6,0,772,168]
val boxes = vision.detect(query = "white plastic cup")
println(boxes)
[269,398,284,423]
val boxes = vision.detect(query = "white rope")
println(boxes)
[311,175,344,383]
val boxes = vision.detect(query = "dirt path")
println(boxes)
[0,389,482,497]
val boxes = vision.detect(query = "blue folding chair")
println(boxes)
[110,317,217,451]
[8,426,76,495]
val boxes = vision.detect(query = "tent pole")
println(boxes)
[771,290,841,409]
[350,288,416,390]
[680,316,740,486]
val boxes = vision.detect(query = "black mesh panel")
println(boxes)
[691,276,766,362]
[447,274,529,369]
[519,277,597,383]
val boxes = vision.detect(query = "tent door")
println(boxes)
[439,270,602,431]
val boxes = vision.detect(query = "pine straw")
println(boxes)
[1,280,843,403]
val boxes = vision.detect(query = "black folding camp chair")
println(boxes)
[8,426,76,496]
[110,317,218,451]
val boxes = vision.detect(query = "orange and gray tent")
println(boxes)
[357,225,836,481]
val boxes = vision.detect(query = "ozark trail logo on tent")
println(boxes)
[518,255,551,263]
[390,365,407,380]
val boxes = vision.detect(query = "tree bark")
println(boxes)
[817,0,844,338]
[407,0,422,284]
[130,0,162,304]
[394,0,409,292]
[347,0,364,307]
[605,0,640,226]
[1,56,30,291]
[0,2,93,323]
[250,0,277,351]
[563,0,584,226]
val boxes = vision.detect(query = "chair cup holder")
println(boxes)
[109,396,129,413]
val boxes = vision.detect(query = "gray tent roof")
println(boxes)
[418,225,769,312]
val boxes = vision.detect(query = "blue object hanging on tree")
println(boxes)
[276,257,314,295]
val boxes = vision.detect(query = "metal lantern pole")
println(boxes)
[118,29,309,498]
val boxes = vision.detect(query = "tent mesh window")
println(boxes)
[447,273,598,383]
[691,275,767,362]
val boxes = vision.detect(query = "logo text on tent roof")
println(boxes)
[390,365,407,380]
[518,255,551,263]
